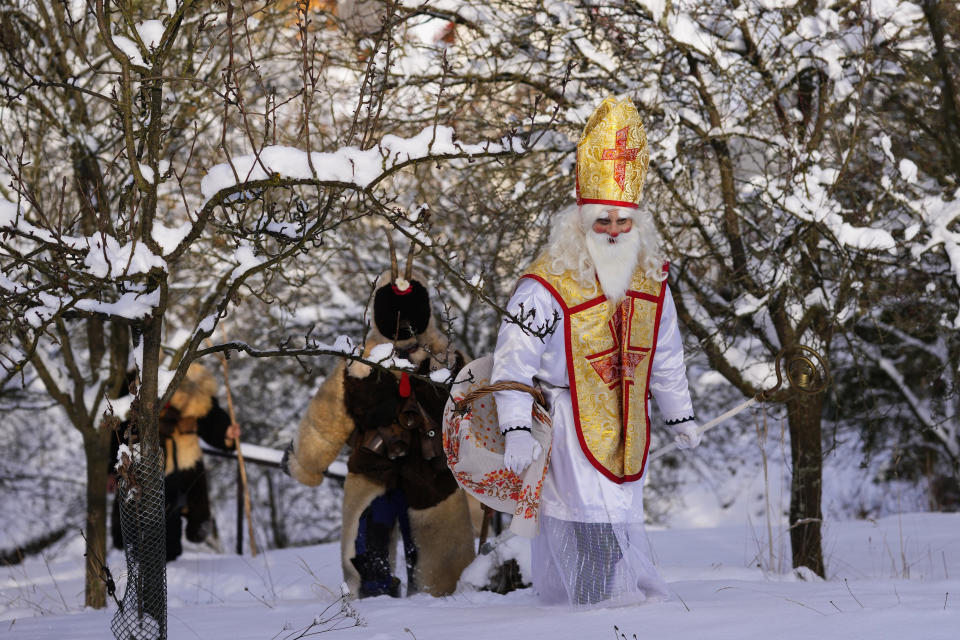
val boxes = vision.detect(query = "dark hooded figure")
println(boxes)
[283,247,475,598]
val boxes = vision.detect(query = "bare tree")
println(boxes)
[0,1,528,625]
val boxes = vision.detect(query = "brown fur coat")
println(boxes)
[286,277,475,596]
[161,363,235,475]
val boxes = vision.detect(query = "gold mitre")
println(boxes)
[576,96,649,209]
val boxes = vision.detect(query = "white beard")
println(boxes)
[584,228,642,304]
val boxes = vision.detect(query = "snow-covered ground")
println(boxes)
[2,512,957,639]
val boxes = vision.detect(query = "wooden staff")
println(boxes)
[208,336,258,557]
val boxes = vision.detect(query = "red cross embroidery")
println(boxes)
[601,126,639,191]
[587,299,650,389]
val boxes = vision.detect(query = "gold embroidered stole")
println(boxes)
[522,254,667,483]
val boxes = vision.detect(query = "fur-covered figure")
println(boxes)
[284,359,353,487]
[111,363,238,562]
[284,248,475,598]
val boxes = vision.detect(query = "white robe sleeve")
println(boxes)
[649,283,696,423]
[490,278,561,432]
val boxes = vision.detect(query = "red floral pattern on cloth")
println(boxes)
[441,358,553,537]
[442,400,467,467]
[452,460,550,521]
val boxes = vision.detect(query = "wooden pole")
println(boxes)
[236,464,244,555]
[209,337,258,557]
[477,504,493,555]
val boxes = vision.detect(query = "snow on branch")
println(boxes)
[864,346,960,460]
[0,197,168,322]
[755,167,899,253]
[909,190,960,326]
[1,200,166,278]
[84,235,166,279]
[200,126,523,204]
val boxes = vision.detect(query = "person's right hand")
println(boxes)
[503,429,542,475]
[673,421,702,450]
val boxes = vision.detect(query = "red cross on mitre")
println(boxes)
[587,300,650,389]
[600,126,640,191]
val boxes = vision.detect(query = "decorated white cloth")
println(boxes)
[442,355,552,538]
[491,277,694,606]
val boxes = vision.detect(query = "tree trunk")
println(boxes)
[131,317,168,638]
[83,424,112,609]
[786,390,825,577]
[921,0,960,178]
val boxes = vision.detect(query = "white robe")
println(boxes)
[491,277,694,606]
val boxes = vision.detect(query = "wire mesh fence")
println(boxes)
[111,428,167,640]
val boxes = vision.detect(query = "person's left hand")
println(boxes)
[226,423,241,442]
[673,421,701,450]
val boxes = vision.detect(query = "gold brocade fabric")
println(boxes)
[576,96,650,207]
[523,255,666,482]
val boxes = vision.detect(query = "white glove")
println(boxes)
[673,421,701,450]
[503,429,543,475]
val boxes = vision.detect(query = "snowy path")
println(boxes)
[2,513,957,639]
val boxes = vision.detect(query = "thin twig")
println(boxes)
[41,551,69,613]
[844,578,864,608]
[80,529,121,609]
[784,598,828,616]
[243,586,274,609]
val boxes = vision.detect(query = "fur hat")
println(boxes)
[169,363,217,418]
